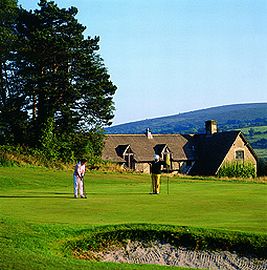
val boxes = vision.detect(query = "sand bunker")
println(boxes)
[85,240,267,270]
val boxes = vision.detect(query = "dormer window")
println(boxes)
[235,150,244,160]
[153,144,172,170]
[115,144,135,169]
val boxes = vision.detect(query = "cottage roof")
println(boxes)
[189,130,257,176]
[102,134,195,162]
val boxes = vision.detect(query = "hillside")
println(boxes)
[107,103,267,134]
[106,103,267,159]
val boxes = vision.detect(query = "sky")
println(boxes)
[18,0,267,126]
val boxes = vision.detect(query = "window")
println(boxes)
[123,147,135,169]
[125,153,134,169]
[235,150,244,160]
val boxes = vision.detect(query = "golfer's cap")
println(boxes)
[154,154,160,160]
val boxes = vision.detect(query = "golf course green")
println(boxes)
[0,167,266,269]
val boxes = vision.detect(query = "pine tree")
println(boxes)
[0,0,28,144]
[15,0,117,145]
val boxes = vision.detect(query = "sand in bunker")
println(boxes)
[91,240,267,270]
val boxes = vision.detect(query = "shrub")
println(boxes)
[218,161,256,178]
[0,125,106,168]
[0,141,107,170]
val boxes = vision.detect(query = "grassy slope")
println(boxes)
[240,126,267,158]
[0,167,267,269]
[240,126,267,134]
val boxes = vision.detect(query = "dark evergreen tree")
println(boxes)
[0,0,17,99]
[15,0,116,145]
[72,38,116,131]
[0,0,29,144]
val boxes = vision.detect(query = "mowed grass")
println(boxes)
[0,167,266,232]
[0,167,267,270]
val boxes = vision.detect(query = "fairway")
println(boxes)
[1,167,267,270]
[0,167,266,233]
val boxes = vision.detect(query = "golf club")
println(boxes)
[81,175,87,198]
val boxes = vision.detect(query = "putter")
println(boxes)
[81,175,87,198]
[167,175,170,195]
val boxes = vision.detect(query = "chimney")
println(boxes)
[145,128,153,139]
[205,120,217,135]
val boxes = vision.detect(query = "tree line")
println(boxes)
[0,0,117,163]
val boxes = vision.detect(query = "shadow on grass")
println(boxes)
[0,192,73,199]
[88,192,151,195]
[0,191,151,199]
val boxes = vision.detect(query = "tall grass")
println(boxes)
[0,145,50,167]
[0,145,126,172]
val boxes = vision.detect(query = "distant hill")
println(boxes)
[106,103,267,134]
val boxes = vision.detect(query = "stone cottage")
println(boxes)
[102,120,257,176]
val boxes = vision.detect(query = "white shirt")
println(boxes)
[74,161,86,177]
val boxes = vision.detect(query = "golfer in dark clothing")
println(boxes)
[151,154,165,194]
